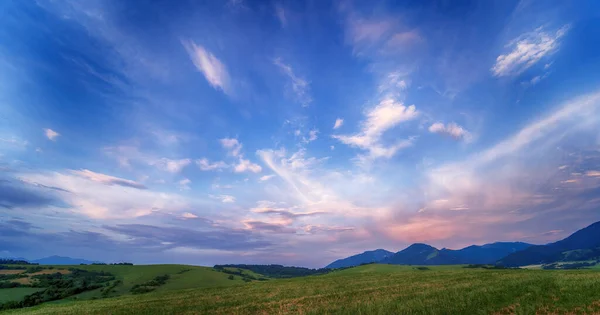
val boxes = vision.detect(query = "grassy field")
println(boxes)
[6,264,600,314]
[0,288,44,303]
[47,264,250,302]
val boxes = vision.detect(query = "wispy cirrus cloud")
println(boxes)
[274,58,311,107]
[259,174,275,182]
[72,169,147,189]
[183,40,231,94]
[491,25,570,77]
[333,98,417,160]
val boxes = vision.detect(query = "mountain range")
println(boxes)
[31,256,101,265]
[326,221,600,268]
[498,221,600,267]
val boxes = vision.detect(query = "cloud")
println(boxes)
[151,158,191,173]
[178,178,191,190]
[220,138,242,157]
[209,194,236,203]
[346,17,394,53]
[0,137,28,148]
[0,178,62,209]
[491,25,569,77]
[44,128,60,141]
[303,225,354,234]
[104,224,271,251]
[259,175,275,182]
[182,40,231,94]
[333,98,418,159]
[383,30,422,52]
[19,170,205,220]
[428,122,471,141]
[71,169,147,189]
[586,171,600,177]
[181,212,198,219]
[196,158,228,171]
[275,4,286,27]
[303,129,318,143]
[333,118,344,129]
[415,90,600,241]
[234,158,262,173]
[243,220,296,234]
[274,58,312,107]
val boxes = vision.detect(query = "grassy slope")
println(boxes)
[8,264,600,314]
[41,264,247,302]
[0,288,44,303]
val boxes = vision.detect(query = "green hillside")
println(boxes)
[54,264,249,301]
[6,264,600,314]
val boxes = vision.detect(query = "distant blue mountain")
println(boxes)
[498,221,600,267]
[326,249,394,269]
[326,242,532,268]
[31,256,102,265]
[448,242,533,264]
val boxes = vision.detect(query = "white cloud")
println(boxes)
[234,159,262,173]
[44,128,60,141]
[20,171,200,220]
[259,174,276,182]
[71,169,147,189]
[181,212,198,219]
[0,136,28,147]
[428,122,471,141]
[586,171,600,177]
[274,58,311,107]
[333,118,344,129]
[152,158,191,173]
[182,40,231,94]
[275,4,286,27]
[347,18,394,52]
[220,138,242,157]
[196,158,228,171]
[178,178,191,190]
[383,30,422,51]
[303,129,318,143]
[333,98,418,159]
[210,194,236,203]
[491,25,569,77]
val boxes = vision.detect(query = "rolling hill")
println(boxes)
[325,249,393,269]
[498,221,600,267]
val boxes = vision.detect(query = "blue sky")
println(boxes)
[1,0,600,267]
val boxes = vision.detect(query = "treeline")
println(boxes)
[0,268,116,311]
[213,266,268,282]
[463,264,510,269]
[0,259,37,265]
[130,275,169,294]
[83,262,133,265]
[214,264,332,278]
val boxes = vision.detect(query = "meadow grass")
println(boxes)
[39,264,249,302]
[6,264,600,314]
[0,288,44,303]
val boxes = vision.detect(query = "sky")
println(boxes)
[1,0,600,268]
